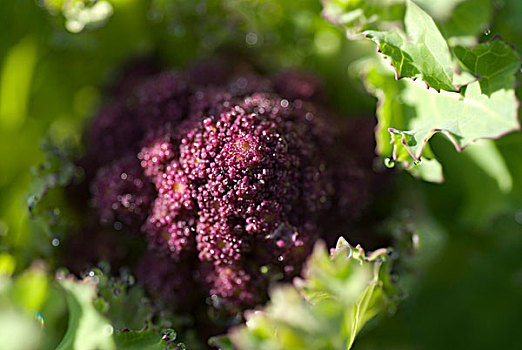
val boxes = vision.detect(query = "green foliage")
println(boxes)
[453,40,521,96]
[113,330,166,350]
[440,0,492,44]
[0,262,186,350]
[55,276,116,350]
[324,0,521,181]
[218,238,398,350]
[2,0,522,349]
[367,1,457,91]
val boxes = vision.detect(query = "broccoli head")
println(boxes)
[81,60,382,315]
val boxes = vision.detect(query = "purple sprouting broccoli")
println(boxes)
[80,61,382,315]
[136,251,201,311]
[86,71,189,168]
[272,70,325,103]
[91,154,155,229]
[141,91,332,309]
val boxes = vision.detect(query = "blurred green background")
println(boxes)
[1,0,522,349]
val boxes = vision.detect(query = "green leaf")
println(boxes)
[441,0,492,44]
[94,271,153,331]
[114,330,166,350]
[366,0,457,91]
[390,79,519,161]
[356,56,519,181]
[228,238,398,350]
[327,0,520,181]
[209,335,236,350]
[324,0,458,91]
[321,0,405,39]
[55,277,116,350]
[453,39,521,96]
[462,139,513,192]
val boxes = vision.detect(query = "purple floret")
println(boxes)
[136,251,201,311]
[91,154,154,229]
[272,70,325,103]
[87,72,189,168]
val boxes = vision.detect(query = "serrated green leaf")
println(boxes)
[325,0,458,92]
[56,277,116,350]
[392,78,519,161]
[114,330,165,350]
[228,239,398,350]
[365,1,456,91]
[356,56,519,181]
[453,39,521,95]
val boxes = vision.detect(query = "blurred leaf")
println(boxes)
[413,0,464,21]
[10,263,49,311]
[0,308,42,350]
[442,0,491,44]
[0,36,37,131]
[228,238,398,350]
[56,276,116,350]
[462,139,512,192]
[0,253,16,276]
[321,0,405,39]
[209,335,235,350]
[0,268,48,350]
[113,330,165,350]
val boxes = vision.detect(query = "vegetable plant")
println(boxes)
[0,0,521,349]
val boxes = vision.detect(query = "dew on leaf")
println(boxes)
[161,328,177,342]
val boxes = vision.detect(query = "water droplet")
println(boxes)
[126,275,135,286]
[51,238,60,247]
[113,221,123,230]
[55,267,69,280]
[103,325,114,336]
[280,99,289,108]
[384,157,395,168]
[277,255,284,262]
[484,29,491,36]
[161,328,177,342]
[246,32,258,46]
